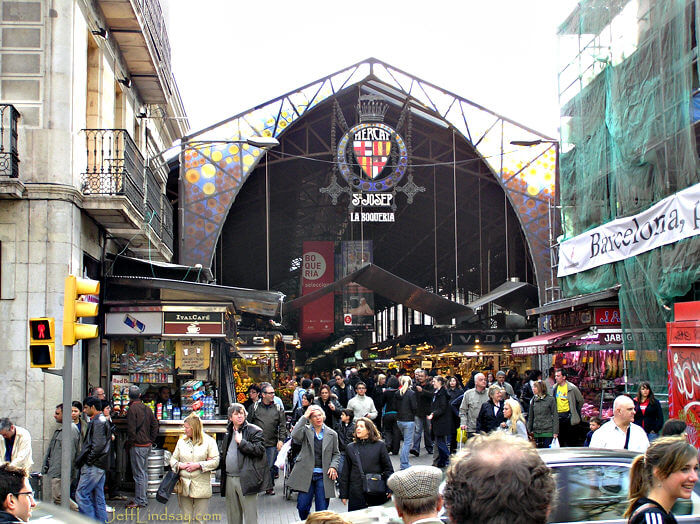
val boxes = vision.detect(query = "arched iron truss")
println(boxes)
[179,58,556,299]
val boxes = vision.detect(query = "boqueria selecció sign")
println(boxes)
[558,182,700,277]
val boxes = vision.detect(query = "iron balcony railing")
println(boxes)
[81,129,174,250]
[0,104,20,178]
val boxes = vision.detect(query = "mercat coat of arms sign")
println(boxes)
[326,95,423,223]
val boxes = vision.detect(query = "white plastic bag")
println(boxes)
[550,437,560,449]
[275,439,292,470]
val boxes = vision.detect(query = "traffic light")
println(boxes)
[29,317,55,368]
[62,275,100,346]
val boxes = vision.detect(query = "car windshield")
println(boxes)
[549,461,700,522]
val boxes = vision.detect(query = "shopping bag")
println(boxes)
[155,468,179,504]
[456,428,468,444]
[275,438,292,471]
[550,437,560,449]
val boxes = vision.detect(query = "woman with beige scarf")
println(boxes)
[169,414,220,524]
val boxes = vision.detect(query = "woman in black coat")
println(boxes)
[446,376,463,453]
[428,375,452,467]
[314,385,342,429]
[339,417,394,512]
[476,384,505,433]
[381,377,401,454]
[633,381,664,441]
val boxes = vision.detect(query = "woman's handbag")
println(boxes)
[155,468,180,504]
[353,447,386,495]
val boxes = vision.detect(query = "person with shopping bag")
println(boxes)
[169,414,220,524]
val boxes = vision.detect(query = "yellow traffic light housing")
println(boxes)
[62,275,100,346]
[29,317,55,368]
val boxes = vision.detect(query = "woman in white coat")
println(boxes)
[169,414,220,524]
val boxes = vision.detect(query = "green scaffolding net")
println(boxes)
[558,0,700,391]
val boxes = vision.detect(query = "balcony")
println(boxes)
[98,0,173,104]
[81,129,174,261]
[0,104,23,198]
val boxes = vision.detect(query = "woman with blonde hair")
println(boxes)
[395,375,417,470]
[169,413,220,524]
[624,436,698,523]
[500,398,528,440]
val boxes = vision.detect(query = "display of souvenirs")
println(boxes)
[123,352,174,374]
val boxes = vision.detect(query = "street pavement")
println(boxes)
[104,449,435,524]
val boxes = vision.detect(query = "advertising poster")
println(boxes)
[339,241,375,332]
[667,321,700,448]
[300,241,335,341]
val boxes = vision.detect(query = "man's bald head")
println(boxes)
[443,432,555,524]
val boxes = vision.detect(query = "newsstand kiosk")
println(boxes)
[667,301,700,447]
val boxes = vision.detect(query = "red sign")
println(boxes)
[668,319,700,449]
[300,241,335,341]
[162,312,224,336]
[594,307,621,325]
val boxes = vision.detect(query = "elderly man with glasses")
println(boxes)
[247,382,287,495]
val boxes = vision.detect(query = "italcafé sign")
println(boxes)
[558,182,700,277]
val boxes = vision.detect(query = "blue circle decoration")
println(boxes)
[337,122,408,192]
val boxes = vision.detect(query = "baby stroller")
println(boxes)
[283,440,302,500]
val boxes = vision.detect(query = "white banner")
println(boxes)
[558,182,700,277]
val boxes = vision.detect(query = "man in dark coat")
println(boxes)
[221,403,267,524]
[428,376,451,468]
[411,369,434,457]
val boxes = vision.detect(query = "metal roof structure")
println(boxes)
[177,58,556,309]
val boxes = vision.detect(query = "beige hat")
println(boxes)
[387,465,443,499]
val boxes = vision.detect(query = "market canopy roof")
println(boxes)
[467,279,539,316]
[526,285,621,316]
[106,276,284,318]
[282,264,473,323]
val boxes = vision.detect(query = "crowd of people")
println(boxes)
[0,366,697,523]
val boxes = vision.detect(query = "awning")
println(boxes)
[526,285,620,316]
[106,276,284,318]
[510,327,588,356]
[282,264,473,323]
[467,279,539,316]
[549,328,627,352]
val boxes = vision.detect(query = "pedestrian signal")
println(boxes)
[29,317,55,368]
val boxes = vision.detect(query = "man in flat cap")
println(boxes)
[387,465,443,524]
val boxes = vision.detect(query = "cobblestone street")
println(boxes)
[103,450,434,523]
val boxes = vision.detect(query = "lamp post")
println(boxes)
[177,136,279,287]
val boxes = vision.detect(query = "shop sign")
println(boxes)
[451,333,524,346]
[668,345,700,448]
[300,241,335,341]
[111,375,130,385]
[594,308,621,325]
[163,312,224,336]
[323,95,425,223]
[551,309,593,331]
[339,241,375,332]
[421,360,433,369]
[559,181,700,277]
[105,312,162,336]
[512,345,546,356]
[175,340,211,370]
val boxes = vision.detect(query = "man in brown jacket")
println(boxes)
[126,386,158,508]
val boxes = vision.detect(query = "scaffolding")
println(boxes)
[557,0,700,390]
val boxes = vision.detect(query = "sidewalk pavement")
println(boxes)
[105,449,436,523]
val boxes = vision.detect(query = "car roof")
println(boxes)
[538,447,641,465]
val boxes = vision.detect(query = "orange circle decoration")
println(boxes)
[527,200,536,208]
[205,222,216,233]
[195,219,204,228]
[203,182,216,195]
[211,150,223,162]
[186,169,200,183]
[207,199,217,208]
